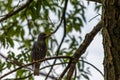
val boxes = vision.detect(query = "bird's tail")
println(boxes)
[34,68,39,76]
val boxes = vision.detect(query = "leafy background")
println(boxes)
[0,0,102,80]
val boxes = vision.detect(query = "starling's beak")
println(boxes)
[45,33,51,38]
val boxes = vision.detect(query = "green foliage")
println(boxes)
[0,0,101,80]
[94,3,102,12]
[0,59,5,73]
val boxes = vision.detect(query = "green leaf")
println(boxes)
[7,37,14,47]
[21,29,25,40]
[0,35,6,48]
[16,69,24,77]
[7,62,12,69]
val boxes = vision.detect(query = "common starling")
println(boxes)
[31,33,49,76]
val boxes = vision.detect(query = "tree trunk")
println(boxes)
[102,0,120,80]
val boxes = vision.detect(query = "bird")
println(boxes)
[31,33,50,76]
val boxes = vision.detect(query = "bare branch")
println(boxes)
[81,60,104,76]
[0,56,72,79]
[0,52,7,59]
[86,0,102,3]
[0,0,33,22]
[0,52,23,66]
[64,21,103,80]
[4,74,32,80]
[49,0,68,35]
[58,60,71,80]
[45,0,68,79]
[0,52,57,79]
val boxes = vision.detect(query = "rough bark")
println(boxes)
[102,0,120,80]
[65,21,103,80]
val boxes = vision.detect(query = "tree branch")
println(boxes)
[0,56,72,79]
[49,0,68,35]
[0,52,57,79]
[65,20,103,80]
[81,60,104,76]
[0,0,33,22]
[45,0,68,79]
[4,74,32,80]
[86,0,102,3]
[58,60,71,80]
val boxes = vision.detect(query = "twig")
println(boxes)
[0,52,23,66]
[0,52,7,59]
[48,12,62,35]
[81,60,104,76]
[40,62,68,71]
[4,74,32,80]
[65,20,103,80]
[45,0,68,79]
[74,67,77,80]
[88,13,101,22]
[0,52,57,79]
[58,60,71,80]
[86,0,102,3]
[48,0,67,35]
[0,0,33,22]
[0,56,72,79]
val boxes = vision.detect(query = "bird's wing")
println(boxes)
[31,42,38,62]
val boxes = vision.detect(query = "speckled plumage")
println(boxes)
[31,33,47,76]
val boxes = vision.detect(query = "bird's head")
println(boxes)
[37,33,51,41]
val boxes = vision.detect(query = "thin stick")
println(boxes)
[0,56,72,79]
[0,0,33,22]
